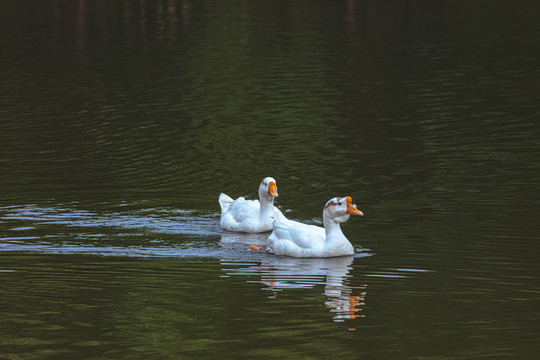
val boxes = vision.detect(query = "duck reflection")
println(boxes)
[220,233,367,322]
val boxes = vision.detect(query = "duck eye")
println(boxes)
[338,202,342,206]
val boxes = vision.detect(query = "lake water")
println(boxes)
[1,0,540,359]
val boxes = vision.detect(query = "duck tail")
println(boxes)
[218,193,234,214]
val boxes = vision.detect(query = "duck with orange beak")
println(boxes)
[267,196,363,257]
[219,177,286,233]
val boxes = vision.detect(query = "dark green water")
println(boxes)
[1,0,540,359]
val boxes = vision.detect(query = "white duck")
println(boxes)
[219,177,285,233]
[267,196,363,257]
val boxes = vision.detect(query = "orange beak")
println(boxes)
[268,181,279,197]
[346,196,363,215]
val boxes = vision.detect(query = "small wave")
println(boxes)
[0,203,235,257]
[2,204,223,236]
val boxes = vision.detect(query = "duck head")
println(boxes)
[324,196,363,223]
[259,177,279,200]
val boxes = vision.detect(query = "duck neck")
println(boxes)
[258,190,275,217]
[323,211,345,239]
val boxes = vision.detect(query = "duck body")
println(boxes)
[268,196,362,257]
[219,177,285,233]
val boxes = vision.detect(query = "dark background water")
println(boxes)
[1,0,540,359]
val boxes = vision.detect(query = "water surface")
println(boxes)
[1,0,540,359]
